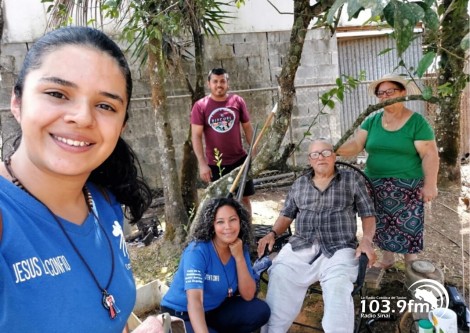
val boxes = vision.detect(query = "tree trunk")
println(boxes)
[180,139,198,215]
[180,0,207,218]
[0,0,4,41]
[251,0,336,174]
[435,0,469,187]
[147,35,188,239]
[251,0,315,174]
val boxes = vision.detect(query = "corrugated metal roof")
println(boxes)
[337,34,425,134]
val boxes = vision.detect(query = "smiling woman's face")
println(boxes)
[213,205,240,246]
[12,45,127,178]
[375,81,406,100]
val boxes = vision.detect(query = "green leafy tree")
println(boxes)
[42,0,469,236]
[250,0,468,189]
[188,0,469,224]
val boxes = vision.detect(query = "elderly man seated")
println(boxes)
[257,138,377,333]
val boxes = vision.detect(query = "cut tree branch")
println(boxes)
[334,94,440,149]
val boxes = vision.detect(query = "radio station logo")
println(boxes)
[360,279,449,319]
[408,279,449,311]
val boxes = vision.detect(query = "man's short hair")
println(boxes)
[309,137,334,149]
[208,68,228,81]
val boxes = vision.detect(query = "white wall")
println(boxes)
[339,8,374,27]
[219,1,379,34]
[2,0,295,42]
[2,0,122,43]
[3,0,48,43]
[221,0,294,33]
[1,0,381,42]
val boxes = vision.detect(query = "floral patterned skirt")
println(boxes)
[372,178,424,254]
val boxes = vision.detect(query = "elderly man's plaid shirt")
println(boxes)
[281,168,376,258]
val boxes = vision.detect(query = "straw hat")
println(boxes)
[368,73,421,96]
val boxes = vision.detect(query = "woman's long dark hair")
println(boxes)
[88,138,152,223]
[11,26,152,223]
[189,197,253,248]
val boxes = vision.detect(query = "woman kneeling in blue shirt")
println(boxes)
[161,197,270,333]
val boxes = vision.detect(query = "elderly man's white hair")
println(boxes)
[308,138,334,149]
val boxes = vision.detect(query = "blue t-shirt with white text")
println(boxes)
[161,241,255,312]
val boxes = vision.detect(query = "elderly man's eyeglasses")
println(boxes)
[375,88,401,97]
[308,149,333,160]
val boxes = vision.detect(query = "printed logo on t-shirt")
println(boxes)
[112,221,129,258]
[208,108,236,133]
[186,269,204,284]
[12,255,72,283]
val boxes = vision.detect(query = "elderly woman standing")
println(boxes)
[337,73,439,269]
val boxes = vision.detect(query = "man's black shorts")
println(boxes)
[209,155,255,197]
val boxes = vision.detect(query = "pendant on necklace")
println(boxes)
[102,291,120,319]
[228,287,233,297]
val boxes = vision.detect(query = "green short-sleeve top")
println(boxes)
[360,111,435,179]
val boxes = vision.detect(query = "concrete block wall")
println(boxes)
[0,29,341,190]
[0,43,26,157]
[278,29,341,165]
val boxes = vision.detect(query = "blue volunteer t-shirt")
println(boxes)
[161,241,255,312]
[0,178,136,333]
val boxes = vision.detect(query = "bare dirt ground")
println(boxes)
[129,164,470,332]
